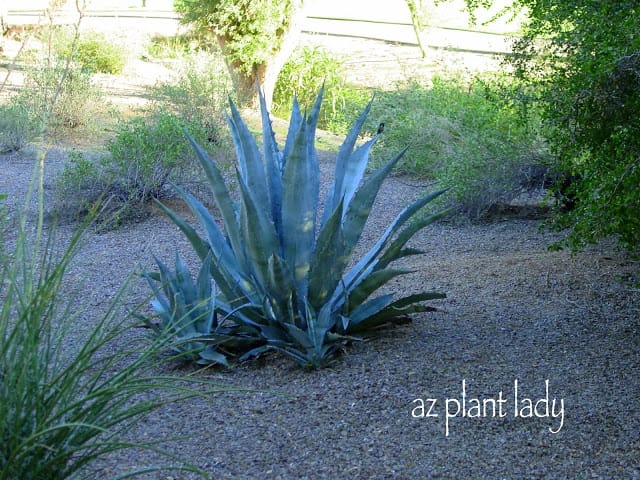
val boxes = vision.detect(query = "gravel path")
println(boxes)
[1,143,638,479]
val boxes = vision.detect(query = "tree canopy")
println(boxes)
[173,0,304,107]
[466,0,640,253]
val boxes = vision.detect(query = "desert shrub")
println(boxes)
[481,0,640,253]
[144,89,449,368]
[367,75,547,217]
[0,165,211,479]
[51,27,127,74]
[145,32,218,60]
[0,101,37,153]
[546,51,640,252]
[273,45,369,133]
[148,51,231,150]
[54,112,212,226]
[18,58,102,132]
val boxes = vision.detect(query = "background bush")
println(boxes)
[148,51,231,150]
[273,45,369,133]
[501,0,640,253]
[0,101,37,153]
[366,74,547,217]
[51,27,127,74]
[18,58,103,133]
[54,112,214,226]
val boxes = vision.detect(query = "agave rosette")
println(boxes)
[148,87,448,367]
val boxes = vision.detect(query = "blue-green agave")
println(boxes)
[146,87,448,368]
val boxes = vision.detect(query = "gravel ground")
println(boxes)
[1,143,639,479]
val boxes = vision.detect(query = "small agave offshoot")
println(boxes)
[144,87,449,368]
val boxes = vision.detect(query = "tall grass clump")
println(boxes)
[368,74,547,217]
[0,159,212,479]
[273,46,369,133]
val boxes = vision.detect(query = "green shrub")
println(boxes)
[54,113,213,226]
[547,52,640,252]
[0,101,37,153]
[368,75,546,217]
[273,45,369,133]
[52,27,127,74]
[492,0,640,253]
[144,88,449,368]
[145,32,218,60]
[148,52,231,149]
[0,162,211,479]
[18,59,102,132]
[53,150,104,221]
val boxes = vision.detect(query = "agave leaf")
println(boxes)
[238,344,271,362]
[174,254,197,309]
[237,173,280,291]
[307,197,347,310]
[227,98,271,219]
[342,138,378,211]
[345,294,394,329]
[347,267,416,310]
[282,322,314,349]
[197,347,229,367]
[148,254,172,305]
[171,184,254,295]
[184,132,244,262]
[342,146,409,258]
[259,88,284,242]
[348,292,446,334]
[343,189,448,290]
[376,207,454,271]
[266,253,295,306]
[154,199,209,261]
[195,252,217,333]
[323,97,374,225]
[281,118,318,291]
[282,96,303,167]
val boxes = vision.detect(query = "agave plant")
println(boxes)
[147,87,448,368]
[143,251,263,366]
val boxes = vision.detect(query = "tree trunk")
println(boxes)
[218,2,306,111]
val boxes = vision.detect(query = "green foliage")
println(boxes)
[18,58,102,131]
[54,112,213,226]
[148,51,231,149]
[105,112,208,199]
[173,0,298,75]
[467,0,640,252]
[367,75,546,217]
[0,101,37,153]
[0,163,210,479]
[273,45,369,133]
[145,32,218,60]
[146,88,448,368]
[52,27,127,74]
[547,52,640,252]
